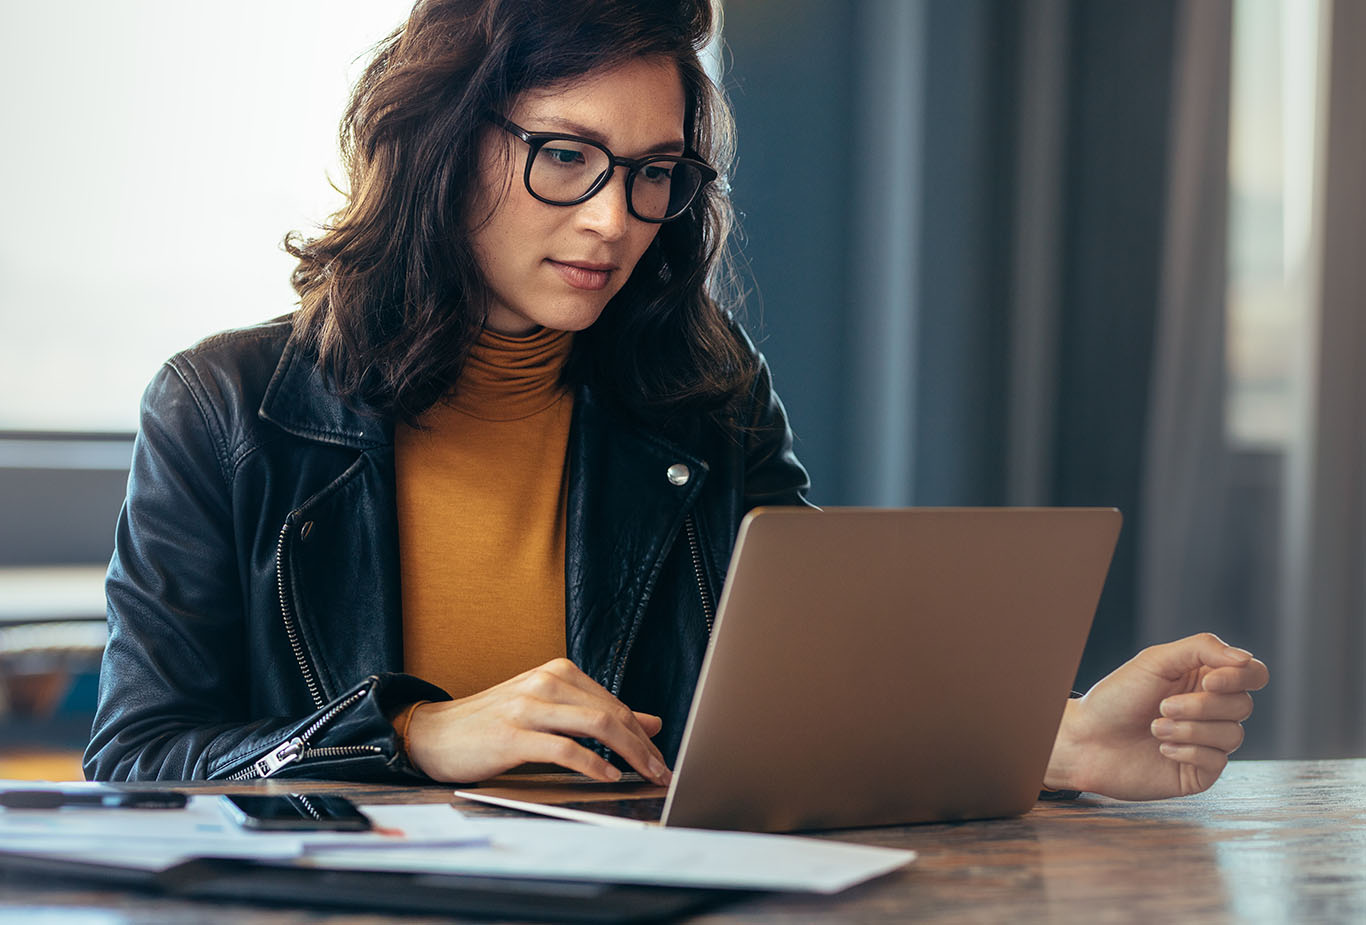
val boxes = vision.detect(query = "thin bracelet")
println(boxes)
[396,700,432,756]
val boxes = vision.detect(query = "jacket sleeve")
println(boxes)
[739,339,813,510]
[84,362,447,782]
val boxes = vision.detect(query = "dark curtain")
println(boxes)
[724,0,1178,693]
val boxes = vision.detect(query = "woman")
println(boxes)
[86,0,1266,800]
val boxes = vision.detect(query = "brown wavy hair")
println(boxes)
[286,0,755,430]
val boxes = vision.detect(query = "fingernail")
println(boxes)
[1151,718,1176,737]
[1159,742,1178,757]
[606,765,622,782]
[1224,646,1253,663]
[649,758,671,784]
[1160,698,1183,717]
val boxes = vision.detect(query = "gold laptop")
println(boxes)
[457,507,1121,832]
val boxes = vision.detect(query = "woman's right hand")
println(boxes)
[400,658,671,785]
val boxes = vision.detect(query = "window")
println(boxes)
[0,1,414,433]
[1224,0,1327,448]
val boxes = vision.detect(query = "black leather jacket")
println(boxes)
[84,318,809,782]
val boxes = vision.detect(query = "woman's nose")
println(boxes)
[575,171,631,239]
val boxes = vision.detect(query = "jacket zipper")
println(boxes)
[276,515,324,710]
[227,686,380,780]
[604,512,714,698]
[225,516,380,781]
[684,513,716,636]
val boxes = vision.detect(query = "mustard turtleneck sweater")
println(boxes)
[395,326,574,701]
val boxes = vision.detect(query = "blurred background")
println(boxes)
[1,0,1361,777]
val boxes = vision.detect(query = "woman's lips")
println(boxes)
[549,259,613,291]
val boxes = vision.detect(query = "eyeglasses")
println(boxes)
[491,115,717,223]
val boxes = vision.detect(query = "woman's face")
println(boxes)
[468,56,686,336]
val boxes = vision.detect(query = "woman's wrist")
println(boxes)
[1043,696,1086,793]
[392,700,433,763]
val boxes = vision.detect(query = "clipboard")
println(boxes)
[0,851,746,923]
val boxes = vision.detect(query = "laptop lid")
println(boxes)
[457,507,1120,833]
[659,506,1120,832]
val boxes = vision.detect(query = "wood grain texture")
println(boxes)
[2,759,1362,923]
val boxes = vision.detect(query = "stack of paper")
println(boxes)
[0,782,915,894]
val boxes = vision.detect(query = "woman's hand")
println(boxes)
[399,658,671,786]
[1044,633,1270,801]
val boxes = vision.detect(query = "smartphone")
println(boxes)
[219,793,373,832]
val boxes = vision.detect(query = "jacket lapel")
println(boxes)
[566,386,708,695]
[260,339,404,699]
[284,445,405,699]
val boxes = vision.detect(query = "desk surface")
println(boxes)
[1,758,1362,923]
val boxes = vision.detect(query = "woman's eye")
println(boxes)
[640,164,673,183]
[543,147,586,166]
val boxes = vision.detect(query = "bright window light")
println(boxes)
[1224,0,1327,448]
[0,2,414,432]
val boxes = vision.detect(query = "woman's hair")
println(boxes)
[287,0,756,430]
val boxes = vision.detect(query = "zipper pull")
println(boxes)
[251,737,304,778]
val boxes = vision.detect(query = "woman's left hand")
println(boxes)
[1043,633,1270,801]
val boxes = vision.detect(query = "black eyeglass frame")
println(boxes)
[490,115,718,223]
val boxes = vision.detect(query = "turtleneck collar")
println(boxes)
[447,325,574,422]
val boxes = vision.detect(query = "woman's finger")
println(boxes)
[1159,690,1254,722]
[515,729,625,782]
[529,660,666,735]
[1201,658,1270,693]
[1150,717,1246,754]
[1157,742,1230,794]
[508,664,667,768]
[632,711,664,736]
[513,697,671,784]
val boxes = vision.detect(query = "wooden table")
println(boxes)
[1,759,1362,922]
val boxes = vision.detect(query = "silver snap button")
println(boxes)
[300,521,314,541]
[666,463,691,486]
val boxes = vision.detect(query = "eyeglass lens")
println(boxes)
[528,139,705,220]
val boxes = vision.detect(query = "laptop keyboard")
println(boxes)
[551,797,666,822]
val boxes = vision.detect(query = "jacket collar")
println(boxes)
[259,336,393,450]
